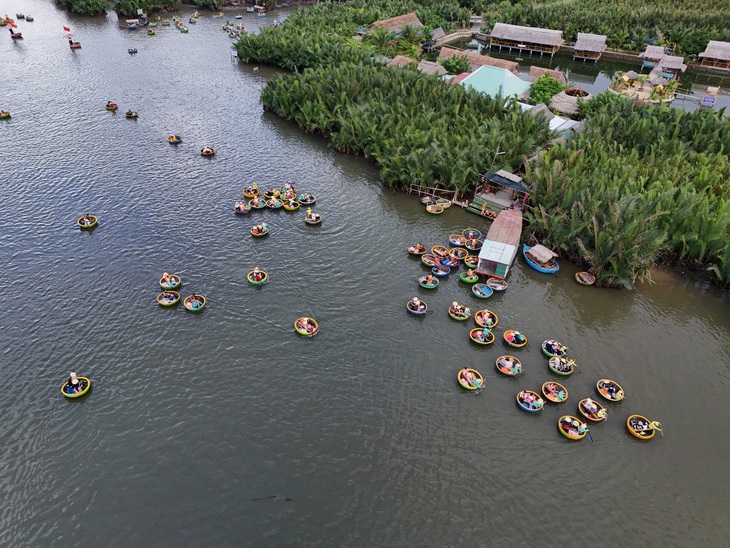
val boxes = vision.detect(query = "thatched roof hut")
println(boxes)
[640,45,666,61]
[417,60,447,76]
[490,23,564,47]
[371,12,422,35]
[658,55,687,72]
[623,70,640,80]
[439,46,519,74]
[550,87,592,116]
[431,27,446,42]
[526,244,558,264]
[387,55,416,68]
[528,66,568,86]
[698,41,730,69]
[573,33,607,61]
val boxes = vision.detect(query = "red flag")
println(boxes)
[63,26,71,31]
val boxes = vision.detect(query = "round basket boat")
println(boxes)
[542,381,568,403]
[251,225,270,237]
[448,304,471,321]
[299,194,316,205]
[304,213,322,225]
[106,103,118,111]
[168,135,182,144]
[469,328,495,345]
[474,309,498,328]
[249,198,266,209]
[431,245,449,258]
[420,196,435,205]
[156,290,181,307]
[125,111,138,119]
[578,398,607,422]
[575,271,596,286]
[463,255,479,269]
[503,330,527,347]
[542,340,568,358]
[247,270,268,285]
[200,146,215,157]
[183,294,206,312]
[626,415,662,440]
[464,239,483,252]
[597,379,625,402]
[431,265,450,278]
[449,234,466,247]
[440,257,459,269]
[458,368,483,391]
[159,274,182,290]
[418,275,439,289]
[472,283,493,299]
[486,278,508,292]
[517,390,544,413]
[243,187,259,199]
[462,228,481,240]
[266,199,283,210]
[295,317,318,337]
[435,198,451,209]
[459,272,480,284]
[77,215,98,229]
[234,202,250,215]
[0,111,11,119]
[449,247,468,260]
[426,204,444,215]
[283,200,300,211]
[263,189,279,199]
[495,355,522,377]
[421,254,438,267]
[408,244,427,256]
[61,376,91,399]
[548,356,575,376]
[406,298,428,316]
[558,415,588,440]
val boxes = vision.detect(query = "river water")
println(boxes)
[2,2,729,546]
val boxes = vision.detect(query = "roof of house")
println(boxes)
[640,45,666,60]
[482,170,528,193]
[439,46,519,74]
[550,88,592,116]
[460,65,531,99]
[431,27,446,41]
[490,23,564,47]
[573,33,607,53]
[371,12,422,32]
[387,55,416,68]
[699,40,730,61]
[450,72,472,85]
[658,55,687,71]
[417,60,447,76]
[528,66,568,86]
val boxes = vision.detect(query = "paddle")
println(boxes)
[586,427,594,443]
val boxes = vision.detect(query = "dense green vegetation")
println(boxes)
[56,0,220,17]
[525,93,730,287]
[477,0,730,57]
[56,0,109,16]
[261,62,552,190]
[527,75,564,106]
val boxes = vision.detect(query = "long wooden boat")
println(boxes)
[469,328,494,345]
[474,309,498,328]
[431,245,449,258]
[418,275,439,289]
[548,356,575,376]
[472,283,493,299]
[448,302,471,321]
[542,381,568,403]
[575,271,596,286]
[459,272,479,284]
[406,298,427,316]
[626,415,663,440]
[523,244,559,274]
[578,398,607,422]
[77,215,98,229]
[558,415,588,440]
[503,330,527,347]
[184,294,206,312]
[251,224,270,237]
[426,204,444,215]
[475,210,522,279]
[159,274,182,290]
[486,278,508,292]
[408,244,426,256]
[495,355,522,377]
[596,379,625,402]
[516,390,544,413]
[449,247,468,260]
[295,317,318,336]
[541,339,568,358]
[247,269,268,285]
[156,290,181,306]
[431,265,450,277]
[458,368,483,391]
[61,376,91,398]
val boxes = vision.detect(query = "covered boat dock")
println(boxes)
[572,33,607,62]
[476,209,523,279]
[488,23,564,57]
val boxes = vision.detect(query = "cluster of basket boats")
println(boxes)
[234,181,321,235]
[407,227,662,442]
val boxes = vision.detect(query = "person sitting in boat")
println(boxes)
[106,101,113,107]
[466,269,475,278]
[425,274,434,285]
[409,298,425,313]
[460,368,476,387]
[80,214,93,226]
[252,267,264,282]
[583,398,599,414]
[190,294,202,308]
[162,272,172,285]
[161,291,176,303]
[480,327,491,341]
[261,222,268,232]
[519,390,535,405]
[67,371,82,393]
